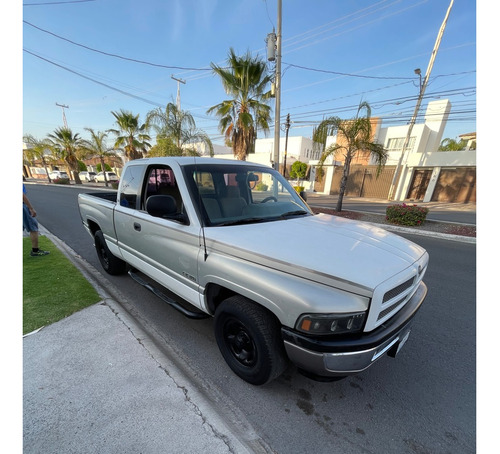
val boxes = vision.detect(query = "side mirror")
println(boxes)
[146,195,188,223]
[246,173,259,189]
[299,191,307,202]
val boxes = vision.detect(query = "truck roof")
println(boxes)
[125,156,271,169]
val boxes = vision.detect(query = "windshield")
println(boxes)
[184,163,312,226]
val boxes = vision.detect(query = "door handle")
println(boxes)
[133,222,141,232]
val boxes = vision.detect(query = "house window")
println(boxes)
[386,137,416,152]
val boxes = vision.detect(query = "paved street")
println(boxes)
[23,183,476,453]
[306,193,476,225]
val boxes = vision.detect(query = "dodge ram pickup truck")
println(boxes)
[78,157,428,385]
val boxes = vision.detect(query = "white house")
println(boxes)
[190,98,476,202]
[310,99,476,202]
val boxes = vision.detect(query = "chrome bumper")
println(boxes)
[282,281,427,378]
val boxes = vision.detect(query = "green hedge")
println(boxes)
[386,203,429,226]
[52,178,70,185]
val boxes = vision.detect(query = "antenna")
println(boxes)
[55,102,69,128]
[193,156,209,261]
[171,75,186,111]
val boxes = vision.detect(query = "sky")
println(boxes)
[19,0,478,147]
[7,1,495,435]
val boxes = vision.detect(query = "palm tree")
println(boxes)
[207,48,272,160]
[46,127,85,184]
[108,109,151,161]
[314,102,387,212]
[23,135,54,182]
[146,102,213,156]
[438,138,467,151]
[81,128,118,187]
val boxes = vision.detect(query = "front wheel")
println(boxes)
[214,296,288,385]
[94,230,127,275]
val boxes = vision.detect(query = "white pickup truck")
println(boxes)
[78,157,428,385]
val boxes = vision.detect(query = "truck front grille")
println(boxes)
[364,252,428,332]
[382,277,415,304]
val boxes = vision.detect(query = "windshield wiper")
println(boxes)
[279,210,310,219]
[217,217,269,226]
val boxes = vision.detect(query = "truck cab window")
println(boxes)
[119,165,143,208]
[143,166,184,215]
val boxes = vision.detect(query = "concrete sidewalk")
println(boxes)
[24,300,248,453]
[23,228,263,454]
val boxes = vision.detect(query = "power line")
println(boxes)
[24,0,95,5]
[25,19,471,84]
[23,20,213,72]
[25,46,475,135]
[281,62,415,80]
[23,48,165,108]
[282,87,475,121]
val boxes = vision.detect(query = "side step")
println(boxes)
[128,270,210,320]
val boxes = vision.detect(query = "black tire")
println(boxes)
[214,296,288,385]
[94,230,127,275]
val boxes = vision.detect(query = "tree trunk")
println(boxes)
[42,158,52,183]
[100,158,109,187]
[336,156,352,212]
[66,155,82,184]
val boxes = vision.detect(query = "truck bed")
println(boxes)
[78,191,118,242]
[82,191,117,202]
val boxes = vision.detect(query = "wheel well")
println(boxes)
[205,284,281,326]
[205,283,235,315]
[86,220,100,237]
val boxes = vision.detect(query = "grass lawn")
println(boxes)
[23,235,101,335]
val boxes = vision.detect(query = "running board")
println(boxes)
[128,270,209,320]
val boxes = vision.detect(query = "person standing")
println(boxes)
[23,185,49,257]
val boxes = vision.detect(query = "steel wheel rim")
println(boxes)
[98,242,109,269]
[224,318,257,367]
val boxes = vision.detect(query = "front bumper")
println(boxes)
[281,281,427,378]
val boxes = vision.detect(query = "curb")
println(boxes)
[309,206,476,244]
[34,224,274,454]
[368,222,476,244]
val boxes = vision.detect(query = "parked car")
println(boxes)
[49,171,69,180]
[95,171,119,182]
[79,171,97,182]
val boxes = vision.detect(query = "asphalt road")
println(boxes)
[25,183,476,454]
[306,193,477,225]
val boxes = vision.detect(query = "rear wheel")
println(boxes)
[94,230,127,275]
[214,296,287,385]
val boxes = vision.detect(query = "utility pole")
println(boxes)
[171,75,186,111]
[273,0,282,171]
[282,113,291,177]
[56,102,69,128]
[387,0,454,200]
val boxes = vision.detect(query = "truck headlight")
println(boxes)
[295,312,366,335]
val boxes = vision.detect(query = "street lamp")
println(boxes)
[414,68,422,92]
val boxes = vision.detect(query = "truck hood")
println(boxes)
[204,213,426,296]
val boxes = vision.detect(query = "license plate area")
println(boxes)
[388,329,411,358]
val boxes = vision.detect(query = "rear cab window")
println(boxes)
[142,165,185,215]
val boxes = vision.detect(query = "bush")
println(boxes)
[52,178,70,185]
[290,161,307,180]
[386,203,429,226]
[293,186,305,193]
[255,182,268,191]
[96,163,112,172]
